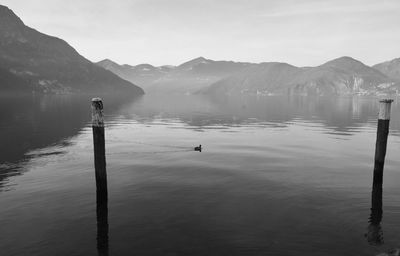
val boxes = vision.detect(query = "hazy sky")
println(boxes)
[2,0,400,66]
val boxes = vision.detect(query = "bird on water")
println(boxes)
[194,145,202,152]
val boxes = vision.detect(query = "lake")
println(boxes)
[1,93,400,256]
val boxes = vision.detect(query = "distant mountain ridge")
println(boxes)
[0,5,144,95]
[98,56,400,96]
[96,57,253,93]
[96,59,170,90]
[373,58,400,81]
[201,56,399,96]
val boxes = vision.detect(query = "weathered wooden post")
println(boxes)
[366,99,393,246]
[92,98,109,255]
[372,99,393,185]
[92,98,108,200]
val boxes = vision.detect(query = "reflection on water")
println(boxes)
[1,94,400,255]
[367,183,383,245]
[117,94,400,135]
[97,193,109,256]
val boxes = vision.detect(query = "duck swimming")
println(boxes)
[194,145,202,152]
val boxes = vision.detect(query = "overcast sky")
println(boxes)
[2,0,400,66]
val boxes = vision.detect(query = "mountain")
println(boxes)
[150,57,253,93]
[373,58,400,81]
[201,62,301,95]
[201,57,399,96]
[96,57,252,93]
[177,56,209,70]
[291,57,396,95]
[96,59,169,89]
[173,57,252,77]
[0,5,144,95]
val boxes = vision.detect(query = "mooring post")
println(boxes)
[92,98,109,255]
[372,99,393,185]
[92,98,108,200]
[365,99,393,246]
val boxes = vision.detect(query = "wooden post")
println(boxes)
[92,98,107,200]
[366,99,393,245]
[372,99,393,185]
[92,98,109,255]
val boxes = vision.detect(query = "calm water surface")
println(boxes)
[1,94,400,256]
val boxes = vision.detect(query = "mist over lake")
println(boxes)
[1,93,400,255]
